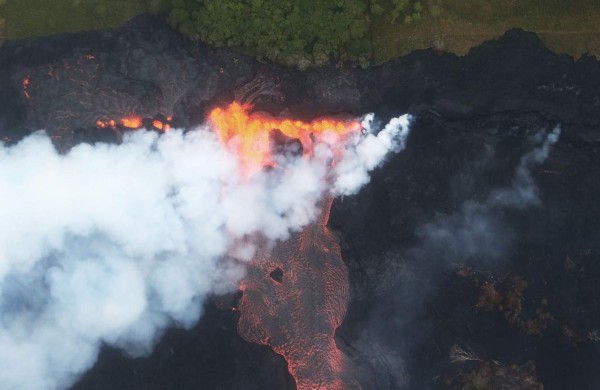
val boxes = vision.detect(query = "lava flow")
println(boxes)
[209,103,359,389]
[238,198,351,389]
[95,115,172,132]
[210,102,361,177]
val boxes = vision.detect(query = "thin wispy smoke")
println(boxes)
[418,127,561,261]
[492,126,561,208]
[354,127,561,388]
[0,113,410,389]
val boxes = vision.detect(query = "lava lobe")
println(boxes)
[237,197,351,390]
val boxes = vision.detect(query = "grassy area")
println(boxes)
[0,0,151,39]
[0,0,599,62]
[373,0,600,61]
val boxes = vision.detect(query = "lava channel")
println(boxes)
[209,103,358,389]
[238,197,351,389]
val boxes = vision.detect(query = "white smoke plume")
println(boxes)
[334,113,412,195]
[0,113,410,389]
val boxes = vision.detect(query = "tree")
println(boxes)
[391,0,442,24]
[370,0,385,16]
[166,0,371,67]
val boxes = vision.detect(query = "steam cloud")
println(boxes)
[0,113,410,389]
[334,113,411,195]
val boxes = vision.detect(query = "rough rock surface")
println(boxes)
[1,14,600,390]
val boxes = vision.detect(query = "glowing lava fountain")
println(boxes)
[210,102,361,178]
[209,103,359,389]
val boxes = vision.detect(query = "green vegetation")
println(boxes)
[385,0,442,24]
[166,0,372,67]
[372,0,600,62]
[164,0,449,66]
[165,0,600,66]
[0,0,599,66]
[0,0,150,39]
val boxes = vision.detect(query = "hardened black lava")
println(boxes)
[1,13,600,389]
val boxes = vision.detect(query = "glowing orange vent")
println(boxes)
[120,116,143,129]
[95,115,170,133]
[209,102,361,176]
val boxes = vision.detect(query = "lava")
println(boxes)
[22,76,31,99]
[152,119,170,132]
[120,116,143,129]
[209,102,361,177]
[209,102,358,389]
[237,198,351,389]
[95,119,117,129]
[95,115,171,132]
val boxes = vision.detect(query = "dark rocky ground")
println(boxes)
[1,14,600,390]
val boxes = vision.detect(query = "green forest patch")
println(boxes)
[0,0,599,65]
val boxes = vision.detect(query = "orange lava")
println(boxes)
[22,77,31,99]
[209,102,361,177]
[120,116,143,129]
[153,119,171,132]
[95,119,117,128]
[95,115,171,132]
[237,198,351,389]
[209,102,357,388]
[153,120,164,130]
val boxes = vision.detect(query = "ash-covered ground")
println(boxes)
[1,14,600,390]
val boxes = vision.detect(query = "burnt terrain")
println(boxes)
[1,14,600,390]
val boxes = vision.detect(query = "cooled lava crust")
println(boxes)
[1,14,600,390]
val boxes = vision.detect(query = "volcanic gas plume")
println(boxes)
[209,103,411,388]
[0,102,410,390]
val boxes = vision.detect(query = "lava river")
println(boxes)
[210,103,358,389]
